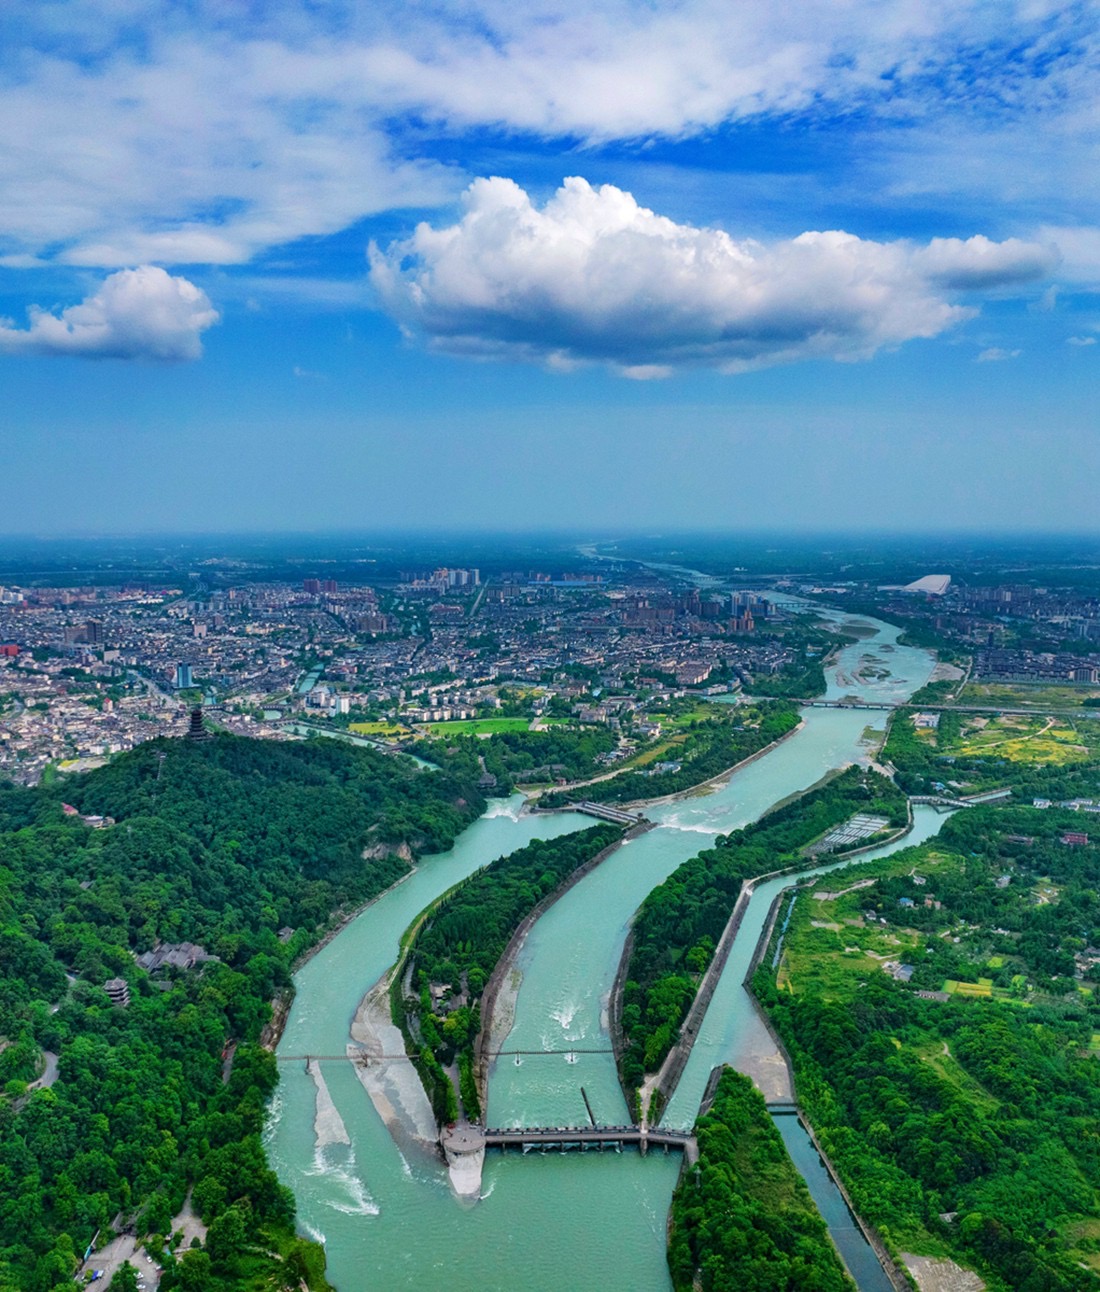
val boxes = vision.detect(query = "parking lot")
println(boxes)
[79,1234,160,1288]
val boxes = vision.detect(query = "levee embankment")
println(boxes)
[619,717,806,810]
[525,716,805,813]
[638,857,800,1125]
[745,888,916,1292]
[476,820,655,1111]
[623,808,914,1126]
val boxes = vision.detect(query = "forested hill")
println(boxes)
[1,733,486,959]
[0,734,486,1291]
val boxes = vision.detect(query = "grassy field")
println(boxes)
[775,850,956,999]
[658,704,726,728]
[628,734,689,767]
[911,1038,1002,1112]
[349,721,411,737]
[940,712,1094,765]
[776,851,1063,1008]
[418,716,532,737]
[959,680,1100,709]
[776,921,922,996]
[1068,1219,1100,1273]
[943,978,995,998]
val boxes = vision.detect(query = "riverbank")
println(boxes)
[618,717,807,810]
[349,975,440,1149]
[262,865,420,1051]
[637,854,806,1123]
[522,705,801,813]
[667,1067,857,1292]
[525,716,808,820]
[378,825,624,1157]
[614,767,910,1121]
[727,812,913,1097]
[651,808,914,1114]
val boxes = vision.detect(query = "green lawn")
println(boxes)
[418,717,532,737]
[628,734,689,767]
[944,978,994,998]
[348,721,410,737]
[646,703,729,729]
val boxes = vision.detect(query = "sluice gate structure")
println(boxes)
[442,1123,698,1166]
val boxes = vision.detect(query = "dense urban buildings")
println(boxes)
[0,562,805,785]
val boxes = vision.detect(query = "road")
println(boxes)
[27,1049,58,1091]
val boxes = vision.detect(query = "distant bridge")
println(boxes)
[277,1047,614,1063]
[804,700,900,712]
[908,795,969,808]
[909,788,1012,809]
[569,801,648,826]
[808,699,1100,719]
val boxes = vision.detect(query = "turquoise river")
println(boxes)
[267,604,942,1290]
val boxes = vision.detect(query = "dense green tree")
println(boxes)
[756,809,1100,1291]
[0,733,481,1288]
[112,1263,139,1292]
[539,701,801,806]
[669,1068,855,1291]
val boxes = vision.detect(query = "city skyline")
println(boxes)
[1,2,1098,534]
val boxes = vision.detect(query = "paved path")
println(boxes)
[27,1050,58,1091]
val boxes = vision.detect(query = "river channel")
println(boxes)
[267,607,939,1290]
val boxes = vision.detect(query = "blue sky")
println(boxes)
[1,0,1097,534]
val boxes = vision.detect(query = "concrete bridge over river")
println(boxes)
[443,1122,698,1164]
[808,698,1100,719]
[804,700,900,711]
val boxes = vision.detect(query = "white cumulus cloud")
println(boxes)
[0,3,1095,270]
[368,177,1054,375]
[915,236,1057,289]
[0,266,219,360]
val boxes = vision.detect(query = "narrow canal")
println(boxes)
[266,608,939,1289]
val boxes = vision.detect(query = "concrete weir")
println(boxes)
[441,1122,697,1196]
